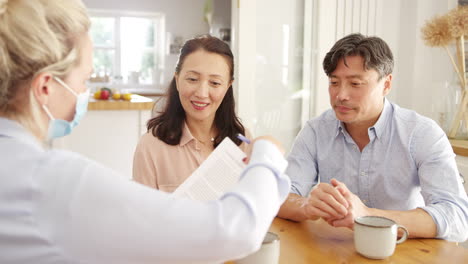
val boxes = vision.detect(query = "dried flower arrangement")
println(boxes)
[421,5,467,138]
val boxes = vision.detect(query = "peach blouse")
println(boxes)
[132,122,251,193]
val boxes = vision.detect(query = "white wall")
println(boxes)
[308,0,458,124]
[232,0,256,133]
[212,0,232,36]
[385,0,458,128]
[54,110,152,178]
[233,0,305,151]
[309,0,387,117]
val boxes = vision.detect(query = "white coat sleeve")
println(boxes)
[36,139,290,264]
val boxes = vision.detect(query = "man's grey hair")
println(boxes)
[323,33,394,80]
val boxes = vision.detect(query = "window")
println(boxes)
[89,10,165,90]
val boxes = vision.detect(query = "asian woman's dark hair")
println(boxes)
[147,35,245,147]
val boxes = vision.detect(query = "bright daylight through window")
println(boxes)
[89,11,165,90]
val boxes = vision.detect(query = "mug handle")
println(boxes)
[396,225,409,244]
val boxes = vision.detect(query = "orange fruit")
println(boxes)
[122,93,132,101]
[112,93,121,100]
[93,91,101,99]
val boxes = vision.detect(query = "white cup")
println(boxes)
[235,232,280,264]
[128,71,140,84]
[354,216,409,259]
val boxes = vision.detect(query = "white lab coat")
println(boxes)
[0,117,290,264]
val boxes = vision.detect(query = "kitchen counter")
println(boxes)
[55,94,154,177]
[88,94,154,111]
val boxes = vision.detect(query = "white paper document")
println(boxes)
[172,137,247,201]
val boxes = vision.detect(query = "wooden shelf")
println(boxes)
[450,139,468,157]
[88,94,154,111]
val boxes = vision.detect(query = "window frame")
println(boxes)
[88,9,166,92]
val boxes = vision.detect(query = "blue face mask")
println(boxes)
[42,77,90,140]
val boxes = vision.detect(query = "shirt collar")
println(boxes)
[371,98,391,139]
[335,121,346,138]
[0,117,44,149]
[179,121,195,146]
[334,98,391,140]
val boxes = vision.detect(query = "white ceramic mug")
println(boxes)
[235,232,280,264]
[128,71,140,84]
[354,216,409,259]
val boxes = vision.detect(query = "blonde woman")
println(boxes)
[0,0,290,263]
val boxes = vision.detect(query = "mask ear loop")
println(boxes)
[53,76,78,97]
[41,105,55,148]
[41,105,55,120]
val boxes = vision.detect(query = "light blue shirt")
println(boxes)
[0,117,290,263]
[286,99,468,242]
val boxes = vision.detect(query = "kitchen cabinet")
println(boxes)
[53,95,154,179]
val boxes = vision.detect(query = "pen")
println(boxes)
[236,133,251,144]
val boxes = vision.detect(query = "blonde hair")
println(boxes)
[0,0,90,136]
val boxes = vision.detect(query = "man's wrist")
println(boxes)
[299,197,321,221]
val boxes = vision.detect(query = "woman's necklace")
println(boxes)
[198,137,215,145]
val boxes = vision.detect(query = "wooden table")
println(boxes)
[266,217,468,263]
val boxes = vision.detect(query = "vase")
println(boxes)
[432,81,453,133]
[445,74,468,140]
